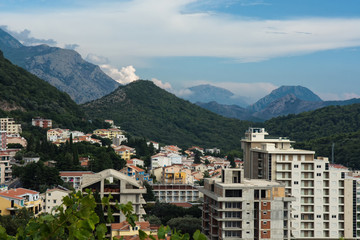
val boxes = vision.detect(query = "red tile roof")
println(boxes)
[0,188,39,200]
[170,202,193,208]
[330,164,348,169]
[128,165,145,172]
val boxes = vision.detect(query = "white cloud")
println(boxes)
[1,1,360,66]
[100,65,139,85]
[86,53,109,65]
[318,92,360,101]
[151,78,172,90]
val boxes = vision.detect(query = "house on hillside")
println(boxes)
[0,188,42,216]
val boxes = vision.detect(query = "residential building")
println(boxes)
[161,145,181,154]
[0,131,6,150]
[0,188,42,216]
[120,165,153,184]
[80,169,147,223]
[93,128,123,140]
[113,134,128,146]
[59,171,94,190]
[241,127,351,239]
[151,153,171,169]
[113,145,136,161]
[205,148,221,155]
[47,128,70,142]
[162,165,193,185]
[127,158,144,167]
[41,187,70,213]
[32,117,52,128]
[6,135,27,148]
[0,154,12,184]
[147,141,160,150]
[0,118,22,135]
[111,221,158,240]
[199,168,294,240]
[168,153,182,165]
[152,184,200,203]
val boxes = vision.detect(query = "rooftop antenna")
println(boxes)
[331,142,335,164]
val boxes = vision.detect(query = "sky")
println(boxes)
[0,0,360,104]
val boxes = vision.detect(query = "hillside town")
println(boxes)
[0,117,359,239]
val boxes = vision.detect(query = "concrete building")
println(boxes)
[0,155,12,184]
[241,127,351,239]
[152,184,200,203]
[151,153,172,169]
[0,118,22,135]
[41,187,70,213]
[81,169,146,223]
[32,117,52,128]
[199,168,294,240]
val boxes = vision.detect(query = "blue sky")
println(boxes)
[1,0,360,103]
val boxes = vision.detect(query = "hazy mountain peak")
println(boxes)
[249,85,322,112]
[183,84,248,107]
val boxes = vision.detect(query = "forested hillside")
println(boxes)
[265,104,360,169]
[0,50,92,131]
[83,80,253,151]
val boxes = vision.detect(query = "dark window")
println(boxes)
[225,190,242,197]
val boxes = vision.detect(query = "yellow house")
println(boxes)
[0,188,42,216]
[113,145,136,161]
[111,221,158,239]
[93,128,123,140]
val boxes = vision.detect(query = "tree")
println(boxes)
[167,216,202,237]
[193,150,202,164]
[0,190,207,240]
[143,181,156,202]
[227,154,236,168]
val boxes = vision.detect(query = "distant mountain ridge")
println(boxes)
[248,85,322,112]
[182,84,249,107]
[0,28,120,104]
[194,85,360,121]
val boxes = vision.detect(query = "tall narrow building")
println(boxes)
[199,168,294,240]
[241,128,350,239]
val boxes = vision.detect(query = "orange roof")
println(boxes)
[59,171,94,177]
[111,221,151,231]
[170,202,193,208]
[128,165,145,172]
[0,188,39,200]
[330,164,348,169]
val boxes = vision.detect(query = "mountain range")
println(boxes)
[0,28,119,104]
[194,85,360,121]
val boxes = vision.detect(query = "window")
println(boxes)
[48,193,51,196]
[294,181,299,185]
[317,215,321,218]
[294,165,299,168]
[332,215,336,218]
[317,165,321,168]
[294,215,298,218]
[317,173,321,176]
[263,211,267,215]
[53,200,56,204]
[263,202,267,206]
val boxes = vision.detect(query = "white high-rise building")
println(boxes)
[241,128,351,239]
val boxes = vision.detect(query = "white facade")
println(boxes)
[168,153,182,165]
[151,154,172,169]
[41,188,70,213]
[241,128,351,239]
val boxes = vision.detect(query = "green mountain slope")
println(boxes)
[82,80,253,151]
[265,104,360,169]
[0,50,89,130]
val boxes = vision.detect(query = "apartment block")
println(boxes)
[32,117,52,128]
[199,168,294,240]
[41,187,70,213]
[241,128,351,239]
[0,118,21,135]
[59,171,94,190]
[152,184,200,203]
[0,188,42,216]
